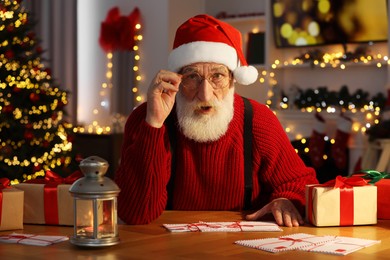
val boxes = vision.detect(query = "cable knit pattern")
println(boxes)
[115,94,318,224]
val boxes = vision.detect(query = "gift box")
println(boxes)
[15,170,82,226]
[0,178,24,231]
[306,175,377,226]
[355,170,390,219]
[376,179,390,219]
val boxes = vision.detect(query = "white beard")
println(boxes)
[175,88,235,142]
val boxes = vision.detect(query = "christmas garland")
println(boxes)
[281,85,386,110]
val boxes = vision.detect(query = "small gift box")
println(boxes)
[0,178,24,231]
[355,170,390,220]
[15,170,82,226]
[306,175,377,226]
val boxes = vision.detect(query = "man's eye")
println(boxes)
[212,73,224,81]
[188,73,201,80]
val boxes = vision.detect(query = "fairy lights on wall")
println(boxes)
[74,7,142,135]
[252,49,388,149]
[132,23,143,105]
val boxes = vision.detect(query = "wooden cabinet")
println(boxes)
[73,133,123,179]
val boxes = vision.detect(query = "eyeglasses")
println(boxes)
[180,71,231,91]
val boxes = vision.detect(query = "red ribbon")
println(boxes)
[0,178,11,225]
[26,170,82,225]
[308,175,369,226]
[255,235,316,250]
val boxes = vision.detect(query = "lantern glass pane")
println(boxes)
[99,199,117,238]
[75,199,94,238]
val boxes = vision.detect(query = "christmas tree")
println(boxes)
[0,0,78,184]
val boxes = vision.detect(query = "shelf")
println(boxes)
[272,60,388,70]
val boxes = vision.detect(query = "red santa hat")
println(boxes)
[168,14,258,85]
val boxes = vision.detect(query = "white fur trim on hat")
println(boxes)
[168,41,258,85]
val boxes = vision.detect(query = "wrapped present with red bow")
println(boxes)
[0,178,24,231]
[354,170,390,220]
[306,175,377,226]
[15,170,83,226]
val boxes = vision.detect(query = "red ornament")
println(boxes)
[33,164,42,172]
[2,105,14,113]
[67,134,75,143]
[13,86,22,93]
[60,157,66,164]
[24,131,34,140]
[36,46,43,54]
[4,49,14,59]
[51,112,58,120]
[42,140,50,148]
[27,32,35,40]
[57,101,65,109]
[6,25,14,32]
[29,93,40,102]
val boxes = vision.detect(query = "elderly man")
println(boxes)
[114,14,318,226]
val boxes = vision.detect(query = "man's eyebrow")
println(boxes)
[211,66,229,73]
[181,67,198,73]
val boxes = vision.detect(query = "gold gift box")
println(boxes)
[0,188,24,231]
[16,183,104,226]
[16,183,74,226]
[306,184,377,226]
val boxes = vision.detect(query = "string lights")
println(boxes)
[132,22,143,106]
[74,7,142,135]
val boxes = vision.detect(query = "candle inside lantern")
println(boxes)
[82,225,105,236]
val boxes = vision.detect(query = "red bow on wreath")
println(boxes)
[99,7,141,53]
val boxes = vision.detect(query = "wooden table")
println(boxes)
[0,211,389,259]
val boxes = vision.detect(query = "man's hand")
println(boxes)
[145,70,181,128]
[245,198,304,227]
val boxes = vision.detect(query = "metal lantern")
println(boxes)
[69,156,120,247]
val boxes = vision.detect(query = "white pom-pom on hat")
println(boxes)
[168,14,258,85]
[233,65,258,85]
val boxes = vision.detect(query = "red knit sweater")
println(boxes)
[114,94,318,224]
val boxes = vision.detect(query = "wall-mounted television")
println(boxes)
[272,0,388,48]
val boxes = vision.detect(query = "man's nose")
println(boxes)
[196,79,214,101]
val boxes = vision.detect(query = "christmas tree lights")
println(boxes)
[0,0,78,183]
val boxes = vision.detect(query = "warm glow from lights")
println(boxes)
[81,20,143,134]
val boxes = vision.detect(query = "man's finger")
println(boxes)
[245,207,267,220]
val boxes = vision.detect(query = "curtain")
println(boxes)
[23,0,78,125]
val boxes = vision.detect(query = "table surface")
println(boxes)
[0,211,389,259]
